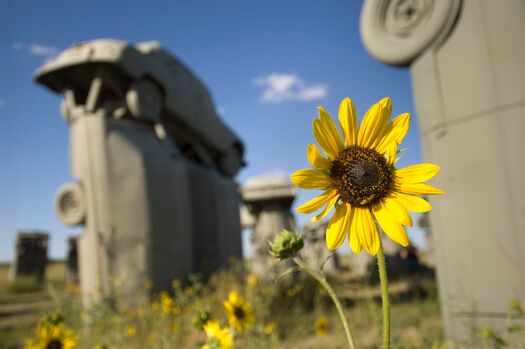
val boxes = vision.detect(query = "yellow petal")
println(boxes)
[318,106,344,148]
[307,144,332,169]
[386,144,398,166]
[313,109,343,158]
[348,207,362,253]
[376,113,410,155]
[395,164,440,183]
[291,169,332,189]
[349,208,361,254]
[391,192,432,212]
[338,98,357,146]
[352,208,380,255]
[357,98,392,149]
[395,181,445,195]
[326,203,350,250]
[373,203,409,247]
[296,189,337,214]
[224,301,233,312]
[379,97,392,118]
[312,193,340,222]
[382,197,413,226]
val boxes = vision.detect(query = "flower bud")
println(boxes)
[269,230,304,260]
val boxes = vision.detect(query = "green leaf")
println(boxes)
[276,266,300,282]
[319,253,334,272]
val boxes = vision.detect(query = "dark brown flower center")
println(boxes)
[330,146,393,207]
[233,306,245,319]
[46,339,63,349]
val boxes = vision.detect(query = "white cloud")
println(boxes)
[298,84,328,101]
[28,44,59,57]
[253,73,328,103]
[12,42,59,61]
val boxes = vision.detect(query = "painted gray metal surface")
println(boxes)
[361,0,525,345]
[35,39,244,307]
[242,175,297,278]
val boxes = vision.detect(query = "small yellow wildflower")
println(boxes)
[160,291,177,315]
[291,97,443,255]
[264,322,278,336]
[202,321,233,349]
[315,316,329,337]
[126,325,137,337]
[246,274,259,288]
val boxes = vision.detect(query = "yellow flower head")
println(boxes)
[26,324,77,349]
[202,321,234,349]
[126,325,137,337]
[315,316,329,337]
[223,290,255,332]
[264,322,278,335]
[246,274,260,288]
[159,291,180,315]
[291,97,443,255]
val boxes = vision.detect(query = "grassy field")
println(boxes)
[0,259,446,349]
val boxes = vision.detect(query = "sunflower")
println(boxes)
[291,97,443,255]
[202,321,234,349]
[223,290,255,332]
[26,324,77,349]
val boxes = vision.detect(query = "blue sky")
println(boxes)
[0,0,425,262]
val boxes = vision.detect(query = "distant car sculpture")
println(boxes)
[35,39,244,306]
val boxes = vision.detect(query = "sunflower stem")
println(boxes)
[376,236,391,349]
[292,257,357,349]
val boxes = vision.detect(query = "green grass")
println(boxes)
[0,260,66,295]
[0,259,447,349]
